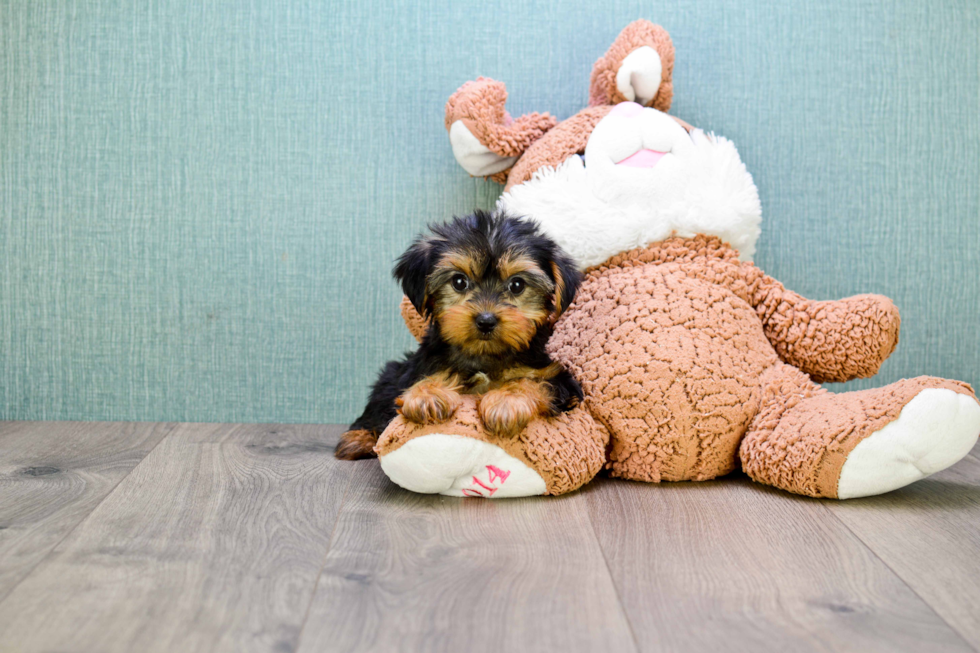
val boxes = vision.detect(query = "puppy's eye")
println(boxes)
[508,277,525,295]
[451,274,469,292]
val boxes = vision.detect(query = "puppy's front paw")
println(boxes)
[479,390,537,437]
[398,383,461,425]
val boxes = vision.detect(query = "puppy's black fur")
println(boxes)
[336,210,583,460]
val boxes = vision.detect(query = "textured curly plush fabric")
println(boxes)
[588,19,675,110]
[544,235,958,496]
[584,236,902,383]
[444,20,684,192]
[549,236,779,483]
[376,396,609,496]
[400,296,428,343]
[504,106,611,191]
[445,77,557,159]
[738,367,976,497]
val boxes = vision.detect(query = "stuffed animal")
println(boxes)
[375,20,980,499]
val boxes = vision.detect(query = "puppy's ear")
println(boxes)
[393,236,436,316]
[549,252,582,320]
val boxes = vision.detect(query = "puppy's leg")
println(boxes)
[546,368,584,414]
[398,372,463,425]
[337,360,412,460]
[479,378,553,437]
[336,429,379,460]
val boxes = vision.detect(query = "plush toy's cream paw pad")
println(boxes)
[449,121,519,177]
[378,433,547,498]
[837,389,980,499]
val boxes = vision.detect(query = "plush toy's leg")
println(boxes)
[739,364,980,499]
[380,432,548,498]
[376,396,608,497]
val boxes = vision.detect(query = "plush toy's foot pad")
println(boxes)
[838,389,980,499]
[379,433,547,498]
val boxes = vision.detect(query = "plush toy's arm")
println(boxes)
[445,78,557,182]
[401,296,429,343]
[750,275,901,384]
[591,236,900,385]
[632,238,901,384]
[589,20,675,111]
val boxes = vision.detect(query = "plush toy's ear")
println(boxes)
[393,236,436,317]
[400,295,429,343]
[589,20,675,111]
[445,78,557,182]
[549,251,583,320]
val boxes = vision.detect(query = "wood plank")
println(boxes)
[0,423,354,653]
[585,473,974,653]
[297,461,638,653]
[0,421,172,601]
[825,441,980,650]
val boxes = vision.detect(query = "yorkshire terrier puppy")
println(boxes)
[335,209,584,460]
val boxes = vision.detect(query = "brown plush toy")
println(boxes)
[376,20,980,499]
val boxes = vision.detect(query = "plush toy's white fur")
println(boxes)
[499,126,761,270]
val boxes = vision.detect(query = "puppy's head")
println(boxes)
[394,210,581,357]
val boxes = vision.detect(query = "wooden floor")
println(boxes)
[0,422,978,653]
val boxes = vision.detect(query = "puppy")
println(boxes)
[335,210,584,460]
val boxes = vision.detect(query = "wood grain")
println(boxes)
[583,472,974,653]
[0,421,172,601]
[297,460,638,653]
[825,441,980,649]
[2,421,978,653]
[0,423,353,653]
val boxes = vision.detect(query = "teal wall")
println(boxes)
[1,0,978,423]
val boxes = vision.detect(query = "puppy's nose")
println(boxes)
[475,312,498,334]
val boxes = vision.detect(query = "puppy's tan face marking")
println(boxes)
[437,251,484,281]
[428,245,554,357]
[550,261,567,316]
[497,252,541,280]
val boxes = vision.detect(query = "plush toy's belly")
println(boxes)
[549,261,779,482]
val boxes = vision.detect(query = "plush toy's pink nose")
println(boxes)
[609,101,644,118]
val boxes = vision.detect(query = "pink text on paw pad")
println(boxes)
[461,465,511,497]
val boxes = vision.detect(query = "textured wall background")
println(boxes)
[1,0,978,423]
